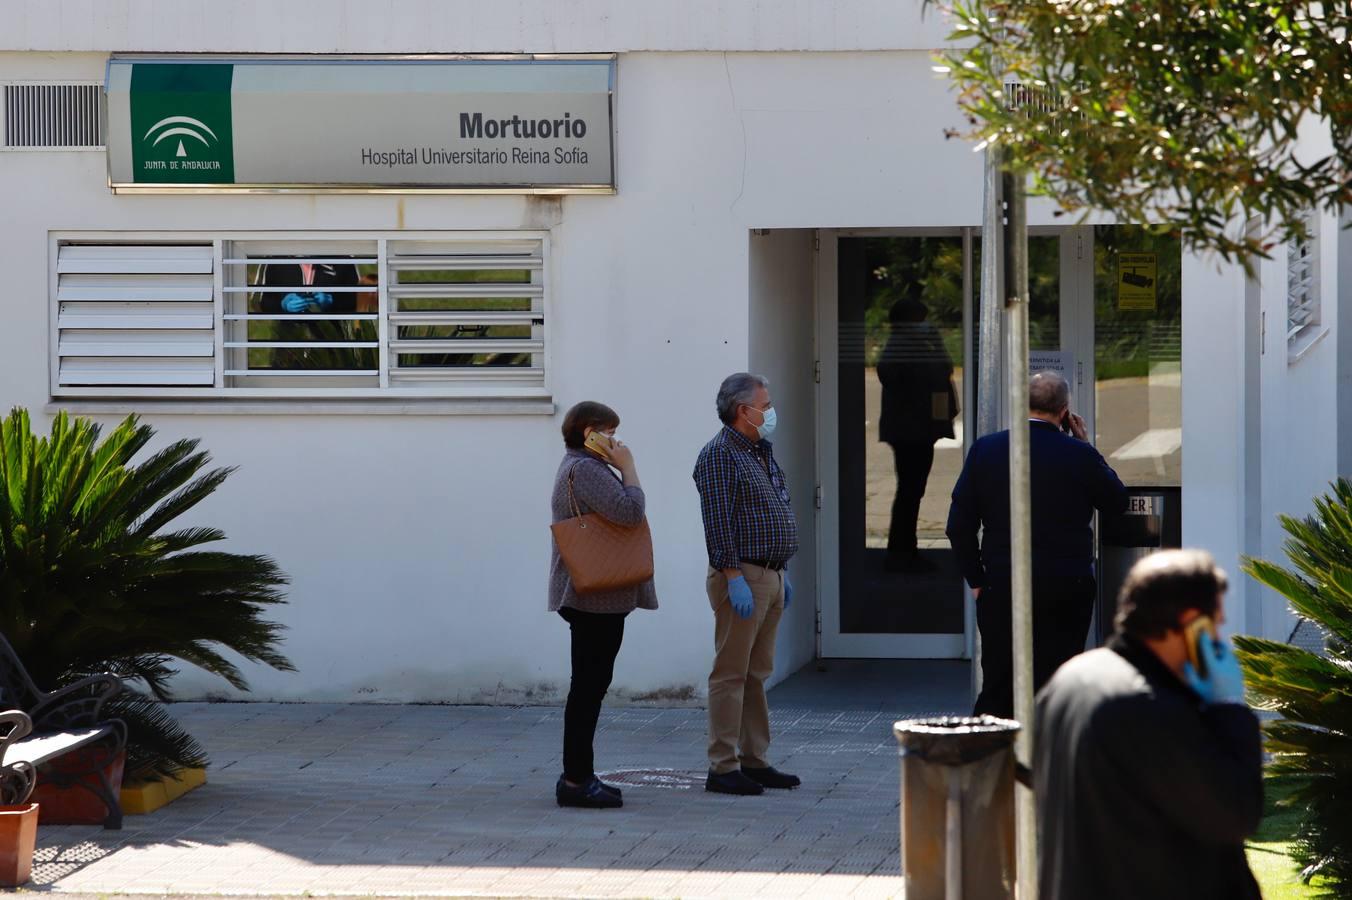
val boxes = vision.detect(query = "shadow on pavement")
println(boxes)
[31,661,967,894]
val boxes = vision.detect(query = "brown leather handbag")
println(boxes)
[550,466,655,595]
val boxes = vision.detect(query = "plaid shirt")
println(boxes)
[693,426,799,570]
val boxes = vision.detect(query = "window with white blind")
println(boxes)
[1287,210,1319,343]
[55,244,216,387]
[51,233,549,399]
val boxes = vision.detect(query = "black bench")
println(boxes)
[0,635,127,829]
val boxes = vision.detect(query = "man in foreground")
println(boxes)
[1035,549,1263,900]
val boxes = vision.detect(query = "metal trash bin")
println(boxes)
[894,716,1019,900]
[1096,487,1181,644]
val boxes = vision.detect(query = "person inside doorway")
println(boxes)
[946,370,1128,719]
[877,290,958,573]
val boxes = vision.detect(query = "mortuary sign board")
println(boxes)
[105,55,616,193]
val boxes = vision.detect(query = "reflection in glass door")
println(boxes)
[820,229,1088,659]
[971,234,1067,422]
[836,237,967,649]
[1092,226,1182,486]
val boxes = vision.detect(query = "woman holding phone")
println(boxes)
[548,401,658,808]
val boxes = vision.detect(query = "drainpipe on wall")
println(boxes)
[978,151,1006,439]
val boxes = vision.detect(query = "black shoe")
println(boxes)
[705,769,765,795]
[742,765,801,789]
[556,775,623,808]
[565,772,623,800]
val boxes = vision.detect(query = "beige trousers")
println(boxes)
[706,562,785,774]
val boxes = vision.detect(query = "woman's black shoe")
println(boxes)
[556,775,623,808]
[560,772,622,799]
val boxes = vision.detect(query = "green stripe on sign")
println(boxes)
[130,64,235,184]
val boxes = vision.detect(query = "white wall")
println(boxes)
[0,0,952,53]
[0,46,982,702]
[1181,255,1247,631]
[748,229,817,682]
[1253,209,1340,641]
[1183,212,1341,643]
[3,2,1328,699]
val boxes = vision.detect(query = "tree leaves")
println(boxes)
[931,0,1350,264]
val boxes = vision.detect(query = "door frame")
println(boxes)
[815,226,1096,659]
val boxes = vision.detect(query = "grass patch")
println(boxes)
[1247,777,1335,899]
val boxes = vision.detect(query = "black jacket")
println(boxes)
[1034,637,1263,900]
[258,263,359,313]
[945,420,1127,589]
[877,320,957,444]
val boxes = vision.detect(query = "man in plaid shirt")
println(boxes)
[693,373,801,795]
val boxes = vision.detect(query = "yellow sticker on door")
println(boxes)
[1117,252,1158,311]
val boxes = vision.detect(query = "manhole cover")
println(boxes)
[598,767,705,790]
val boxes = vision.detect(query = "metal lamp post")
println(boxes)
[977,136,1036,900]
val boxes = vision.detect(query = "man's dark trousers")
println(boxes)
[886,441,935,557]
[974,574,1096,720]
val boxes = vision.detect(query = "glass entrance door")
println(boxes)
[818,228,1094,659]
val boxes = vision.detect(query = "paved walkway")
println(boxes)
[36,661,970,899]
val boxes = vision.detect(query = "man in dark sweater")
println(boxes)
[946,371,1128,718]
[1035,549,1262,900]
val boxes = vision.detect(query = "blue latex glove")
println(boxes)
[1184,633,1247,705]
[784,573,793,609]
[280,291,336,313]
[727,575,754,620]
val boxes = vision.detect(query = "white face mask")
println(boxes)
[746,405,777,439]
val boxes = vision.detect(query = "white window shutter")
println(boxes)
[385,239,546,388]
[1286,210,1319,340]
[56,244,216,387]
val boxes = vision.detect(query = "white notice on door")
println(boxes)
[1029,350,1074,380]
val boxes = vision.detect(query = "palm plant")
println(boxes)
[0,408,294,780]
[1235,477,1352,892]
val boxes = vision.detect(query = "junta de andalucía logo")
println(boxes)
[143,115,219,159]
[128,63,235,183]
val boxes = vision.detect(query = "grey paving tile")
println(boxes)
[32,661,965,897]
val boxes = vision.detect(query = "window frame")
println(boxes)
[1285,209,1321,345]
[48,230,552,401]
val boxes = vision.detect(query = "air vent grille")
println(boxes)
[3,83,103,148]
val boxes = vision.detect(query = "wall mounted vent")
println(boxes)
[2,83,103,149]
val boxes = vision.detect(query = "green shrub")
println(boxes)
[0,408,294,779]
[1236,478,1352,892]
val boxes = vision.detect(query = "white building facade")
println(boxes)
[0,0,1339,702]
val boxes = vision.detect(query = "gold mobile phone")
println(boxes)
[583,431,613,461]
[1184,616,1217,678]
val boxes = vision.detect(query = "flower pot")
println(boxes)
[0,803,39,886]
[31,748,124,826]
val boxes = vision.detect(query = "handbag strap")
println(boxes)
[564,463,585,521]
